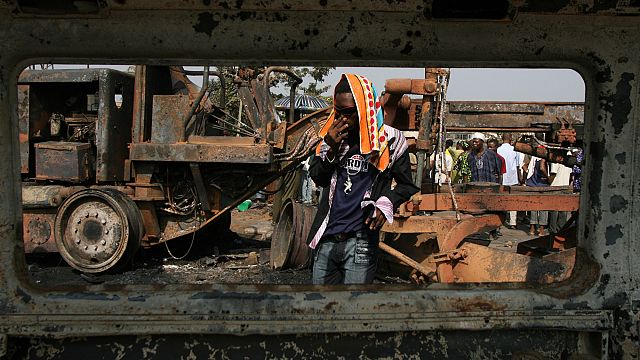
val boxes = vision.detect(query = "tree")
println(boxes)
[207,66,334,130]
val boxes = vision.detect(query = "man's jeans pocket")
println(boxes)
[354,233,376,265]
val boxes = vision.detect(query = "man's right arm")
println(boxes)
[308,152,338,187]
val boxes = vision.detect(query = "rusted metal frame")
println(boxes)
[22,185,84,208]
[95,69,135,182]
[182,68,226,110]
[131,66,147,144]
[385,78,438,96]
[406,193,580,212]
[436,214,503,283]
[262,66,303,126]
[18,84,29,174]
[34,142,93,182]
[414,68,437,187]
[447,102,547,114]
[151,95,192,143]
[189,163,211,211]
[452,243,575,283]
[195,149,313,232]
[182,66,209,141]
[447,126,551,132]
[136,201,161,244]
[22,211,57,253]
[378,242,434,278]
[237,83,262,140]
[515,141,581,167]
[129,143,273,163]
[381,213,468,234]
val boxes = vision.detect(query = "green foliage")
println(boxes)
[207,66,335,120]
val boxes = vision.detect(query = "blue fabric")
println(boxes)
[526,159,549,187]
[572,149,583,192]
[469,149,502,183]
[312,231,378,284]
[324,144,379,236]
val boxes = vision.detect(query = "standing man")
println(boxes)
[307,74,419,285]
[429,148,453,185]
[468,133,503,184]
[525,153,550,236]
[487,138,507,176]
[548,162,572,234]
[496,133,522,229]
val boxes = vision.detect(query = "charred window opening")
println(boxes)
[431,0,511,20]
[17,64,586,288]
[16,0,102,15]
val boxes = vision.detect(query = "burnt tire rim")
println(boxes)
[54,189,141,273]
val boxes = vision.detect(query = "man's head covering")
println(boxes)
[471,132,486,142]
[316,74,390,171]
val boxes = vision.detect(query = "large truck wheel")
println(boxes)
[270,200,315,270]
[54,189,143,273]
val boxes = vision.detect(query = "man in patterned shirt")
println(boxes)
[468,132,503,184]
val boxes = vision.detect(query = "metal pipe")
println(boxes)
[289,82,297,122]
[183,69,226,110]
[263,66,303,123]
[415,68,432,188]
[378,242,434,278]
[182,66,209,141]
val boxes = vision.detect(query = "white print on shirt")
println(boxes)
[342,154,369,194]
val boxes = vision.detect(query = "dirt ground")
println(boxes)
[26,205,541,287]
[27,204,313,286]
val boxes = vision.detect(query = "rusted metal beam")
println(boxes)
[378,242,434,278]
[404,100,584,130]
[447,126,550,133]
[452,243,575,283]
[385,78,438,95]
[382,212,466,234]
[129,143,273,163]
[406,193,580,212]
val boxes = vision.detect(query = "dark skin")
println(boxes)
[472,138,503,184]
[486,140,504,184]
[324,92,386,231]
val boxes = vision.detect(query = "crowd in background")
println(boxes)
[430,132,582,237]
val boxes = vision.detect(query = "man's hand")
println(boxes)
[365,212,387,230]
[324,118,349,151]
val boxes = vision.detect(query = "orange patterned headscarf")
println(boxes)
[316,74,390,171]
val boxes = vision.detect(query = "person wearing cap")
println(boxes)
[468,132,503,184]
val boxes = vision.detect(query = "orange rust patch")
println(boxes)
[453,296,507,312]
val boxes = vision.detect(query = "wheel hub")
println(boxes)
[59,198,125,267]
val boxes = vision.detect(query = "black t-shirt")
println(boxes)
[324,144,379,236]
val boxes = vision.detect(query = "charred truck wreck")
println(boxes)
[19,65,326,273]
[1,1,640,358]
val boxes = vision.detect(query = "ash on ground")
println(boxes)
[27,204,312,286]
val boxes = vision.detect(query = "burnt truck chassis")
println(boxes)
[18,65,323,274]
[1,1,640,358]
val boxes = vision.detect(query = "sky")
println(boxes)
[49,64,585,102]
[322,68,585,102]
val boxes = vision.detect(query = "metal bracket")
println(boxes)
[427,248,468,264]
[189,163,211,212]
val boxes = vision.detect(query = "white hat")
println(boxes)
[471,132,486,142]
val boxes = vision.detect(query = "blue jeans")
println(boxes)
[312,231,378,284]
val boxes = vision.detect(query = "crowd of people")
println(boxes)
[431,132,581,237]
